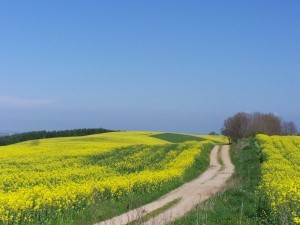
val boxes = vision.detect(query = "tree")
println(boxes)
[248,112,281,136]
[221,112,298,142]
[221,112,250,143]
[281,121,298,135]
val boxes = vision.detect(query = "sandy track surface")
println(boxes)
[95,145,234,225]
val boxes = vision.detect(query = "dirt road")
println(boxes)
[95,145,234,225]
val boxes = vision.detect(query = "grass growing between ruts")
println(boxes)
[128,198,182,225]
[171,138,261,225]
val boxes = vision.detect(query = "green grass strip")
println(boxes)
[128,198,182,225]
[217,145,224,168]
[151,133,204,143]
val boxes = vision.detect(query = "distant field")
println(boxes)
[151,133,205,143]
[152,133,228,144]
[198,134,228,143]
[0,131,218,224]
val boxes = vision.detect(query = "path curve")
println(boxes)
[95,145,234,225]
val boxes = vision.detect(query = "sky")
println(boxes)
[1,1,300,133]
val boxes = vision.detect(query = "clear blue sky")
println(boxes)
[1,1,299,133]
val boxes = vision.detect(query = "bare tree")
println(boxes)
[221,112,297,142]
[281,121,299,135]
[221,112,250,143]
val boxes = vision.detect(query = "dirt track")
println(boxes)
[95,145,234,225]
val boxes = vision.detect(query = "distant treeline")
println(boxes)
[221,112,299,143]
[0,128,114,146]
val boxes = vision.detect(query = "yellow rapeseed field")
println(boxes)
[0,131,213,224]
[256,134,300,224]
[198,135,228,144]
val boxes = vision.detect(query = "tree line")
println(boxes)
[221,112,299,143]
[0,128,114,146]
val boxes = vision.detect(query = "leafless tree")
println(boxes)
[221,112,298,142]
[281,121,299,135]
[221,112,250,143]
[249,112,281,135]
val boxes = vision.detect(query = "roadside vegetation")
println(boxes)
[172,134,300,225]
[172,138,261,225]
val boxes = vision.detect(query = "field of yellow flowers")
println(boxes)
[256,134,300,224]
[0,131,214,224]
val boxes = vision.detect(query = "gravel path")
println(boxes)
[95,145,234,225]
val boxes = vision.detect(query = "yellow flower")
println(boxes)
[0,132,214,224]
